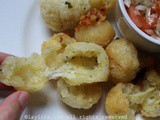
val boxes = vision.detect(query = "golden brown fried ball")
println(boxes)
[105,83,154,120]
[38,0,116,32]
[41,33,76,70]
[105,83,137,120]
[1,53,48,92]
[49,42,109,86]
[38,0,91,32]
[105,70,160,119]
[75,21,115,47]
[57,79,102,109]
[140,70,160,117]
[105,38,140,83]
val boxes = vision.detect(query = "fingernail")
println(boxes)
[18,91,29,107]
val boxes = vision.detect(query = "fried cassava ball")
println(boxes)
[106,38,140,83]
[57,79,102,109]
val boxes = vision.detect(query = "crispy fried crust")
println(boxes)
[38,0,91,31]
[141,88,160,117]
[140,70,160,117]
[57,79,102,109]
[106,38,140,83]
[38,0,116,31]
[105,70,160,119]
[41,33,76,70]
[75,21,115,47]
[105,83,136,120]
[75,6,115,47]
[1,53,48,92]
[57,42,109,86]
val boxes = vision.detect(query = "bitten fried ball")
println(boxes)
[140,70,160,117]
[105,38,140,83]
[41,33,76,70]
[1,53,48,92]
[38,0,91,31]
[75,21,115,47]
[49,42,109,86]
[105,70,160,119]
[105,83,154,120]
[57,79,102,109]
[105,83,137,120]
[141,88,160,117]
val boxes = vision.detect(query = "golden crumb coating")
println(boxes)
[49,42,109,86]
[41,33,76,70]
[57,79,102,109]
[38,0,115,32]
[75,21,115,47]
[1,53,48,92]
[38,0,91,31]
[105,83,154,120]
[106,38,140,83]
[105,83,137,120]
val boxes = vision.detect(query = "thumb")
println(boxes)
[0,91,29,120]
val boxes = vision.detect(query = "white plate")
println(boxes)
[0,1,159,120]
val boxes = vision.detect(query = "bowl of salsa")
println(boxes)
[115,0,160,52]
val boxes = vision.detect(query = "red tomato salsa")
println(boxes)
[124,0,160,40]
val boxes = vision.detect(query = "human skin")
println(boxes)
[0,52,30,120]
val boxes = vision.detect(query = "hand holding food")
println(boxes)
[1,0,160,119]
[1,35,109,92]
[1,53,48,92]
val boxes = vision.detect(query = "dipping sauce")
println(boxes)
[124,0,160,40]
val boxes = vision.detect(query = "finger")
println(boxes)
[0,91,29,120]
[0,52,11,64]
